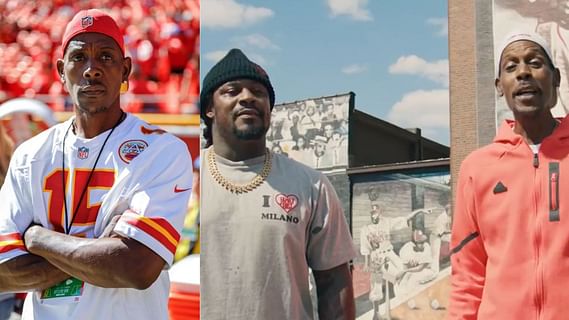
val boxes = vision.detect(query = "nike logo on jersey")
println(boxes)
[174,185,191,193]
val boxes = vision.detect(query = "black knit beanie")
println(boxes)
[199,48,275,122]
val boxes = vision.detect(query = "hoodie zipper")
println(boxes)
[533,153,543,319]
[549,163,560,222]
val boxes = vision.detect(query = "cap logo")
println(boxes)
[81,16,93,28]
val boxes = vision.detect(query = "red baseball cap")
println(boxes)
[61,9,125,56]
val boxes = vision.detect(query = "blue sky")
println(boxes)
[201,0,449,145]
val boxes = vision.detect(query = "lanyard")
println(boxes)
[61,112,125,235]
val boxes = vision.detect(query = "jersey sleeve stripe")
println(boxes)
[150,216,179,240]
[0,233,23,241]
[0,241,25,254]
[123,210,180,242]
[121,216,178,254]
[0,233,25,254]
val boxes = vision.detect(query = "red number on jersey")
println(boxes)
[44,169,115,232]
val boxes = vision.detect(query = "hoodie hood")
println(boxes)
[493,116,569,147]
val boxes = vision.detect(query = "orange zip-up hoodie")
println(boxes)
[449,117,569,320]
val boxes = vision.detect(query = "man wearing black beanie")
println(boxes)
[200,48,356,320]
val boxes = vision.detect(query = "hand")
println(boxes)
[23,224,44,251]
[101,215,122,238]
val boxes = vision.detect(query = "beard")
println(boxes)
[231,109,269,140]
[233,124,267,140]
[75,102,111,116]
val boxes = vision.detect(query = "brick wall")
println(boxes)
[449,0,496,208]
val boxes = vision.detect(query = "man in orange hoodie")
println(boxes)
[449,32,566,319]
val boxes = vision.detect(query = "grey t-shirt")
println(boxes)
[201,148,356,320]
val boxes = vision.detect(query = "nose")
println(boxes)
[83,59,102,79]
[238,87,255,105]
[516,62,531,80]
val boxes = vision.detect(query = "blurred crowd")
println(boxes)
[0,0,200,114]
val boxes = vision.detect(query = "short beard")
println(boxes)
[233,125,266,140]
[76,104,111,116]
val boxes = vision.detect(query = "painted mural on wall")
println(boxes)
[266,93,351,170]
[352,168,451,320]
[494,0,569,125]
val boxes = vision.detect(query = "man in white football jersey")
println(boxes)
[0,9,192,320]
[200,48,356,320]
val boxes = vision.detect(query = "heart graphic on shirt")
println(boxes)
[275,194,299,213]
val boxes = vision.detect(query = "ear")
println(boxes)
[206,109,214,119]
[122,57,133,82]
[206,100,214,119]
[495,78,504,97]
[56,59,65,83]
[554,67,561,88]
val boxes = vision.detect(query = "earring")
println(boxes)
[120,81,129,94]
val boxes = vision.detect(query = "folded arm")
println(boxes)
[0,254,70,292]
[24,225,165,290]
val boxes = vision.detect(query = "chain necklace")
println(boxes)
[207,147,272,194]
[61,111,126,234]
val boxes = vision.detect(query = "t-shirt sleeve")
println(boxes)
[306,175,356,271]
[0,157,32,263]
[113,138,193,266]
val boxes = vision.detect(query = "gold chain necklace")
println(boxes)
[207,147,272,194]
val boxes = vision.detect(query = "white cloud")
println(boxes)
[233,34,280,50]
[327,0,372,21]
[387,89,450,143]
[204,49,268,66]
[427,17,448,36]
[202,0,274,28]
[341,64,368,75]
[389,55,449,87]
[204,50,229,63]
[248,53,268,66]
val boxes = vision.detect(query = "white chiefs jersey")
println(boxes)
[0,113,193,320]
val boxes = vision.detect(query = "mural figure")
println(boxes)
[267,94,351,169]
[353,171,451,320]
